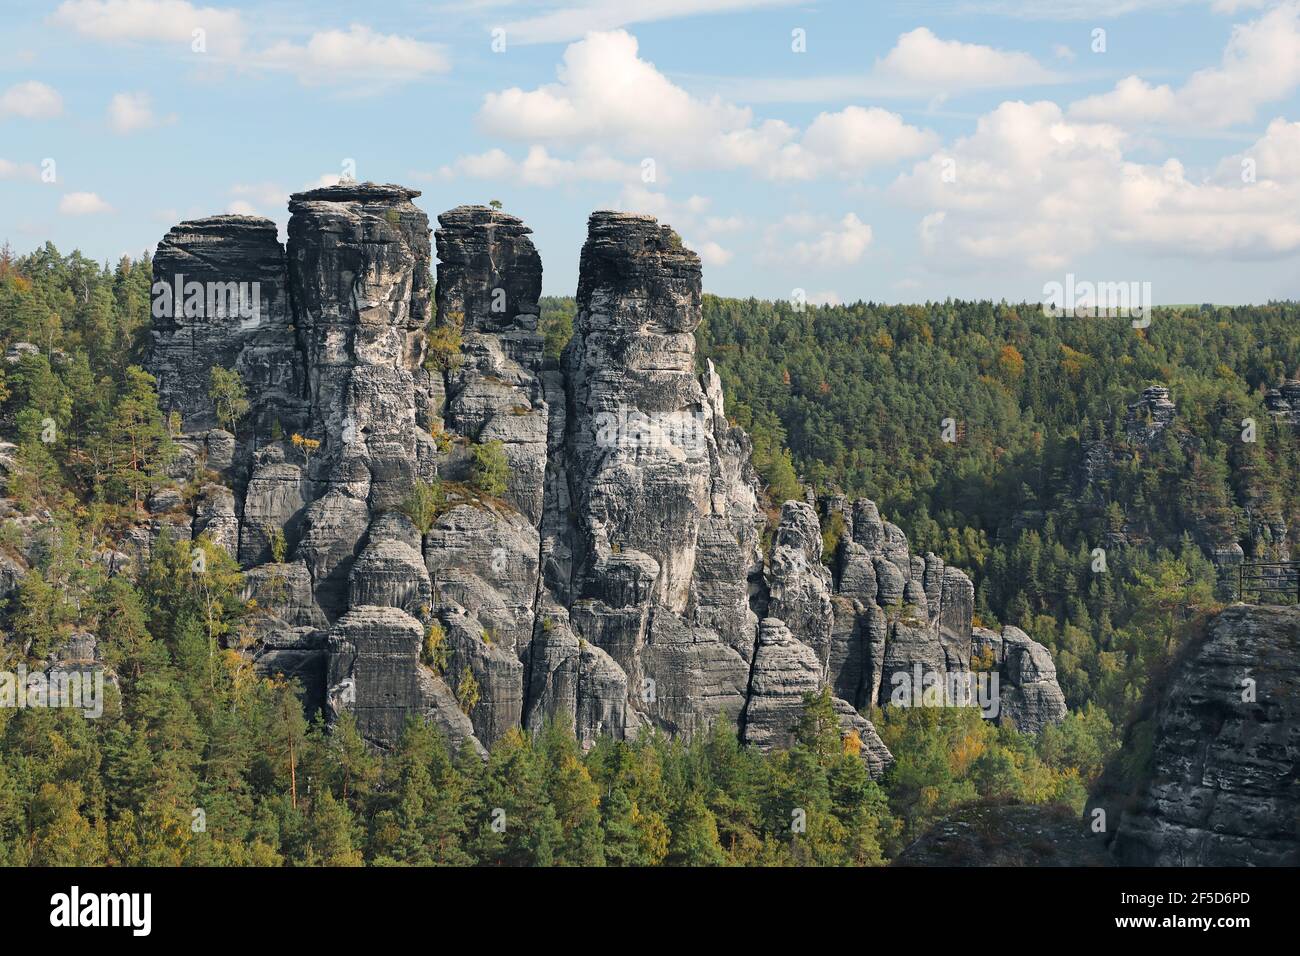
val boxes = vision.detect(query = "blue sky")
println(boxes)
[1,0,1298,304]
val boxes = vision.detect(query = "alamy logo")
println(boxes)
[50,886,151,936]
[594,407,710,456]
[0,666,103,718]
[889,664,1000,718]
[1041,273,1152,328]
[151,273,262,322]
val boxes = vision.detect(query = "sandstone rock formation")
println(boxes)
[146,184,1066,771]
[1097,603,1299,866]
[1263,379,1300,424]
[972,625,1068,734]
[818,494,1064,736]
[1123,385,1178,447]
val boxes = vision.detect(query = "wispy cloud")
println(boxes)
[693,27,1063,103]
[51,1,449,90]
[496,0,799,45]
[254,24,450,87]
[59,191,113,215]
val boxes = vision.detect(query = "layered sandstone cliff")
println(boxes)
[1095,603,1299,866]
[146,183,1066,775]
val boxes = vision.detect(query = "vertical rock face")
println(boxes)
[421,206,549,749]
[534,212,754,743]
[561,213,713,613]
[765,501,834,673]
[150,215,303,440]
[435,206,548,524]
[283,185,464,750]
[971,625,1067,733]
[148,184,1066,770]
[1124,385,1178,446]
[287,183,432,511]
[149,185,473,753]
[1101,604,1300,867]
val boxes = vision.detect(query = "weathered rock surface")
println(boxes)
[146,184,1068,774]
[436,206,549,525]
[820,494,1066,735]
[150,215,304,440]
[765,501,834,673]
[993,625,1069,734]
[1124,385,1178,446]
[741,617,825,751]
[1099,604,1300,866]
[325,604,479,752]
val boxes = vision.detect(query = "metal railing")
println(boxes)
[1236,561,1300,603]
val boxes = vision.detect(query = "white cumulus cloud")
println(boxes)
[255,24,450,86]
[59,192,113,215]
[438,146,638,186]
[474,31,933,179]
[769,106,939,179]
[1070,1,1300,128]
[894,100,1300,270]
[763,212,874,267]
[1,81,64,119]
[51,0,245,56]
[876,27,1058,90]
[51,4,445,89]
[705,27,1060,102]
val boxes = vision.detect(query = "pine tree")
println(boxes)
[106,365,173,507]
[666,791,725,866]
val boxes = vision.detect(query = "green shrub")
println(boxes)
[470,441,509,498]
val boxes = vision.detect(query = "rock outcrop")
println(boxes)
[894,804,1113,867]
[146,184,1067,769]
[972,625,1068,734]
[1124,385,1178,447]
[1263,379,1300,424]
[1095,604,1300,866]
[818,494,1064,734]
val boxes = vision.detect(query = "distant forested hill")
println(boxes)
[691,295,1300,725]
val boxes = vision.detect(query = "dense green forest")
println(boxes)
[0,243,1286,864]
[689,295,1300,735]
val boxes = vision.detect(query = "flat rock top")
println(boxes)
[578,209,701,290]
[438,205,532,233]
[289,181,422,205]
[589,210,662,226]
[159,214,280,239]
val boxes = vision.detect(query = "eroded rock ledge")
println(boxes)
[146,183,1066,774]
[1096,603,1300,866]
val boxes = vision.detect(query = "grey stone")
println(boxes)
[1106,604,1300,866]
